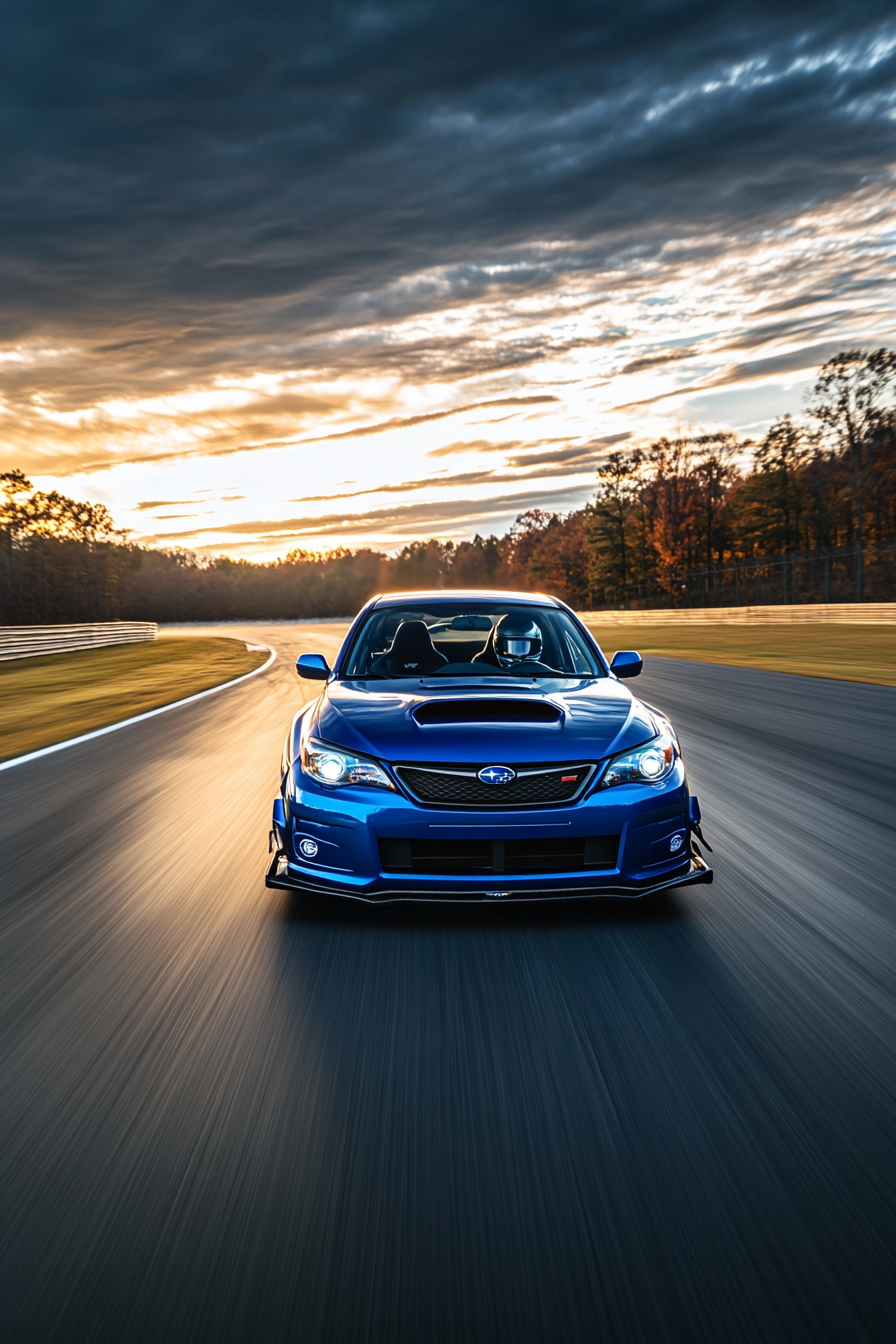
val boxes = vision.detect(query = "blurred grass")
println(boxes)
[580,621,895,686]
[1,637,269,762]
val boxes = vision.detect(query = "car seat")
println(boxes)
[371,621,448,676]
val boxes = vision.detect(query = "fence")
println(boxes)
[595,541,895,611]
[579,603,894,625]
[0,622,158,661]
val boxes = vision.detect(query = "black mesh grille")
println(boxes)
[379,835,619,875]
[395,763,594,808]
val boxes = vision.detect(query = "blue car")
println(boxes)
[266,590,712,903]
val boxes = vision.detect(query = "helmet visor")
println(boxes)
[499,637,535,658]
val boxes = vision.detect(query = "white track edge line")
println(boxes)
[0,644,278,772]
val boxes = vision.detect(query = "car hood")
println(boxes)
[310,678,657,764]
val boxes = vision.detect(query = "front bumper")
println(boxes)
[265,844,711,903]
[267,761,713,903]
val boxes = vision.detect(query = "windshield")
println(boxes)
[342,602,604,679]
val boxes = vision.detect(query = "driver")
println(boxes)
[485,613,543,667]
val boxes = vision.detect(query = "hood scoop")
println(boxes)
[413,699,562,726]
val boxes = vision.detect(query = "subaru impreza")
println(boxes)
[266,590,712,903]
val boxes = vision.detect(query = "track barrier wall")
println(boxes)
[0,622,158,661]
[578,603,894,625]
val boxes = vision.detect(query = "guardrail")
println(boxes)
[0,622,158,661]
[578,603,894,625]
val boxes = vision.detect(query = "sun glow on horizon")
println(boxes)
[6,186,896,560]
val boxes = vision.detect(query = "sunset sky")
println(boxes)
[2,2,894,558]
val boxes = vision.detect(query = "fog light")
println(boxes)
[299,838,319,858]
[669,834,684,853]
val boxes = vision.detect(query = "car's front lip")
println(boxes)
[265,846,712,903]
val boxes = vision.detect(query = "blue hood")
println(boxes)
[310,678,657,764]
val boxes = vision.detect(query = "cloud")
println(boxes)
[0,393,563,479]
[290,469,502,503]
[283,432,631,505]
[2,4,893,351]
[611,340,859,411]
[620,349,697,375]
[140,484,597,545]
[504,436,631,468]
[286,451,609,506]
[1,2,894,553]
[426,439,520,459]
[285,396,561,446]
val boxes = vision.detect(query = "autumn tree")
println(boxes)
[731,416,810,556]
[511,511,592,606]
[496,510,553,587]
[448,534,502,587]
[1,471,120,542]
[1,472,132,622]
[640,438,699,600]
[389,539,453,590]
[586,451,641,607]
[692,434,739,569]
[807,349,896,599]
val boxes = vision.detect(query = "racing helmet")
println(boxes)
[494,614,543,666]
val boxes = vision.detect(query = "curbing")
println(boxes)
[0,644,277,772]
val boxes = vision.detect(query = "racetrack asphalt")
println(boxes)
[2,623,894,1344]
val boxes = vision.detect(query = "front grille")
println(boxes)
[395,762,595,808]
[379,835,619,875]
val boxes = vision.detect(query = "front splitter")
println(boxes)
[265,848,713,904]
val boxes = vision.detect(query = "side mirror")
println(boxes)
[610,650,643,679]
[296,653,332,681]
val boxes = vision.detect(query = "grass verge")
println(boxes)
[1,636,269,762]
[581,621,895,686]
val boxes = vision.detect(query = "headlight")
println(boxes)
[299,737,395,791]
[599,733,677,788]
[650,709,680,752]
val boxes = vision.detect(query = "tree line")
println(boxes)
[2,349,894,624]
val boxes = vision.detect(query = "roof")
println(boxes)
[370,589,563,608]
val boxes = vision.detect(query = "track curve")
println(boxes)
[2,622,894,1344]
